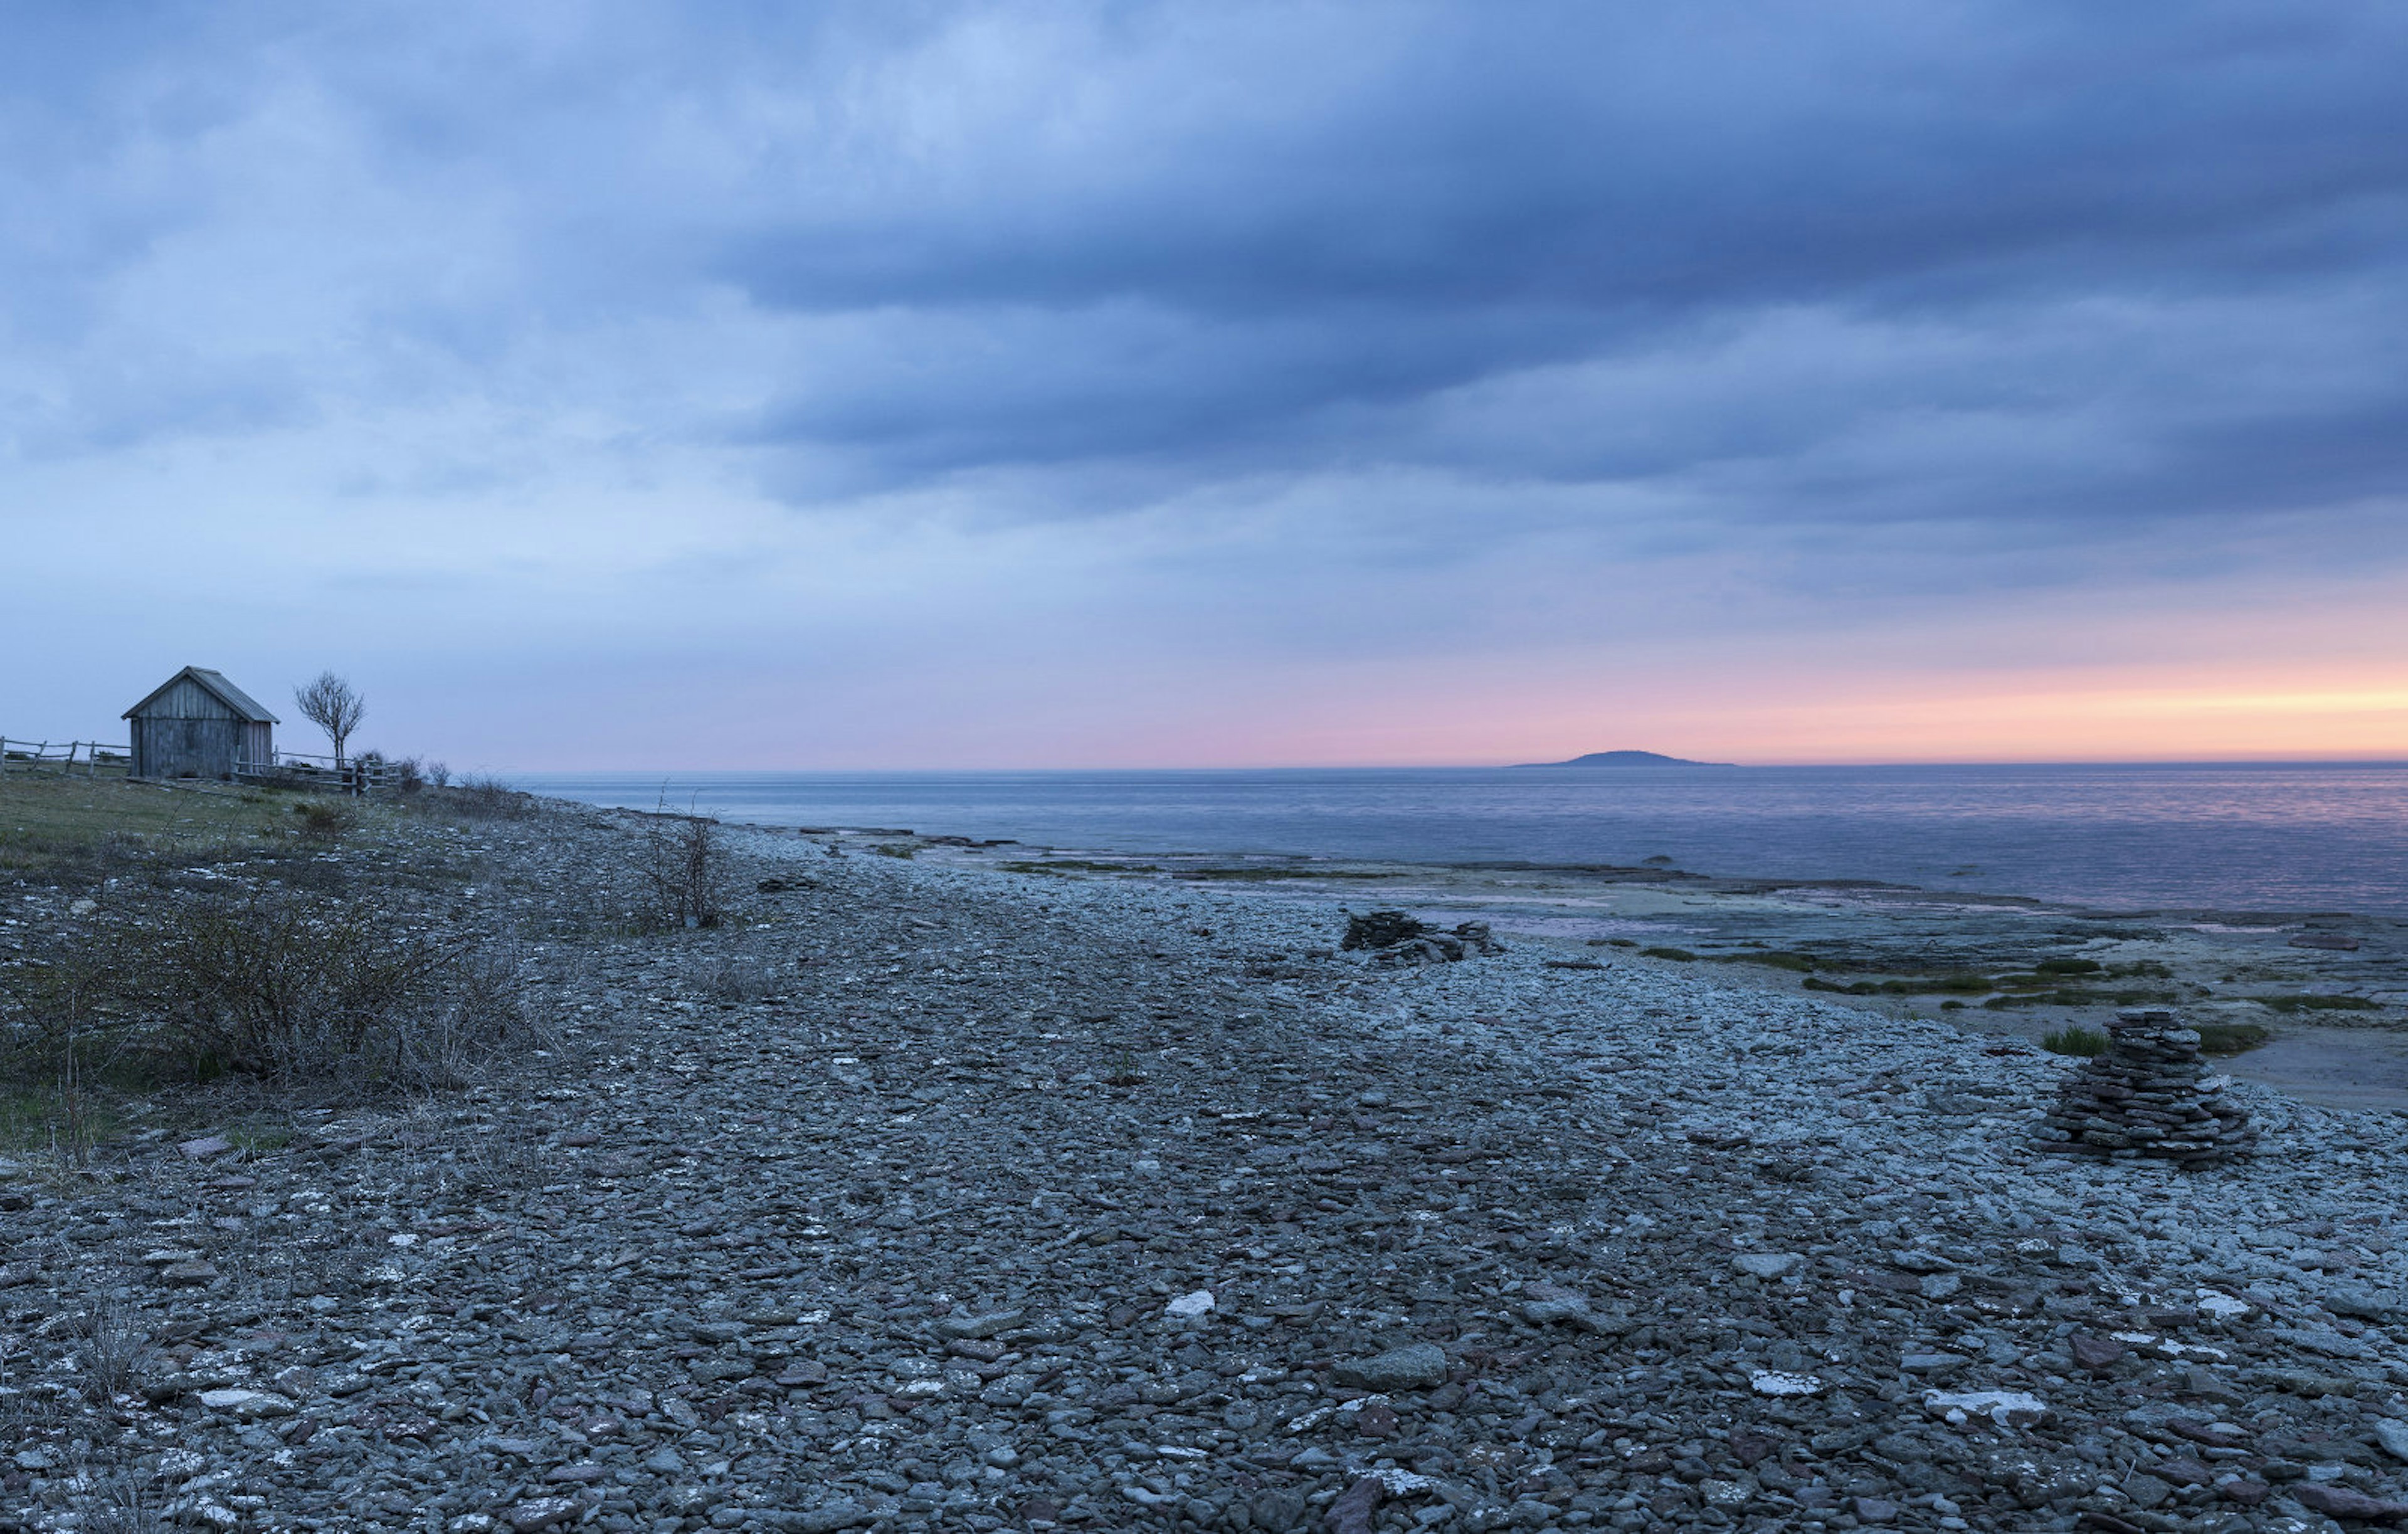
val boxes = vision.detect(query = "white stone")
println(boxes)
[1732,1252,1801,1279]
[2374,1419,2408,1464]
[1749,1370,1824,1397]
[1925,1390,2049,1428]
[197,1388,296,1419]
[1164,1289,1214,1318]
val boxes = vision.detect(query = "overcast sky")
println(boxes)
[6,3,2405,767]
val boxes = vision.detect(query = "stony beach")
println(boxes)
[11,798,2408,1534]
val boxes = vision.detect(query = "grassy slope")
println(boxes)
[0,772,360,879]
[1,774,417,1157]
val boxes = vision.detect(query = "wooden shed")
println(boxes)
[123,667,278,780]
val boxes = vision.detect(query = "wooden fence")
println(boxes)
[0,738,130,777]
[0,736,408,795]
[236,751,410,794]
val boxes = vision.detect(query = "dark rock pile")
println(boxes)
[1340,909,1506,966]
[2039,1008,2258,1166]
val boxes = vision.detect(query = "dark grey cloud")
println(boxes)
[4,1,2405,558]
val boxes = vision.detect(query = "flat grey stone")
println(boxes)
[1334,1343,1448,1392]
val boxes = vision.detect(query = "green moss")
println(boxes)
[1982,987,2180,1010]
[1180,867,1395,882]
[2111,960,2173,979]
[1639,946,1697,962]
[2194,1023,2271,1056]
[1924,972,1994,994]
[1715,950,1817,972]
[2252,993,2380,1013]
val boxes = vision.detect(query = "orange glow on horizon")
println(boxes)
[1481,671,2408,768]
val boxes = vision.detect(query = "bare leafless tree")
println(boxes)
[293,670,367,768]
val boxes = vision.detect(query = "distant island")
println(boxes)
[1511,749,1735,768]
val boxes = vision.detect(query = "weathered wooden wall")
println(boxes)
[130,681,247,778]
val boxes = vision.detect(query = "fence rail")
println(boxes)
[0,738,130,776]
[236,751,409,793]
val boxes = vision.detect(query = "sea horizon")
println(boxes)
[514,761,2408,918]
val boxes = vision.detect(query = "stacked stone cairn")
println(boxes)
[2038,1008,2256,1166]
[1341,910,1506,968]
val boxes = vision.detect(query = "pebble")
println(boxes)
[12,801,2408,1533]
[1334,1342,1449,1392]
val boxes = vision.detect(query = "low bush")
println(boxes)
[2042,1025,2110,1057]
[4,888,534,1094]
[694,953,781,1004]
[635,804,726,929]
[293,800,352,840]
[2195,1022,2271,1055]
[449,774,536,820]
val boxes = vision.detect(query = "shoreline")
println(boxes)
[11,788,2408,1532]
[512,762,2408,923]
[735,817,2408,1118]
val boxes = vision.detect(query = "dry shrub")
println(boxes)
[450,774,536,820]
[15,889,541,1092]
[636,803,725,929]
[293,799,352,840]
[68,1296,152,1404]
[693,951,780,1003]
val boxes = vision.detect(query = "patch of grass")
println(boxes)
[2042,1025,2110,1056]
[293,800,352,840]
[67,1294,153,1405]
[442,775,537,820]
[1002,860,1159,875]
[868,844,917,860]
[1716,950,1817,972]
[1103,1047,1148,1087]
[1639,946,1697,962]
[2036,956,2104,976]
[1588,938,1639,948]
[0,775,318,877]
[1805,971,1995,997]
[1181,867,1400,882]
[0,1086,130,1157]
[1923,972,1995,994]
[1982,987,2180,1010]
[2195,1022,2271,1056]
[2252,993,2380,1014]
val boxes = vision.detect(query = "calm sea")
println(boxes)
[512,765,2408,917]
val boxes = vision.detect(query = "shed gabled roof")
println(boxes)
[122,667,281,724]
